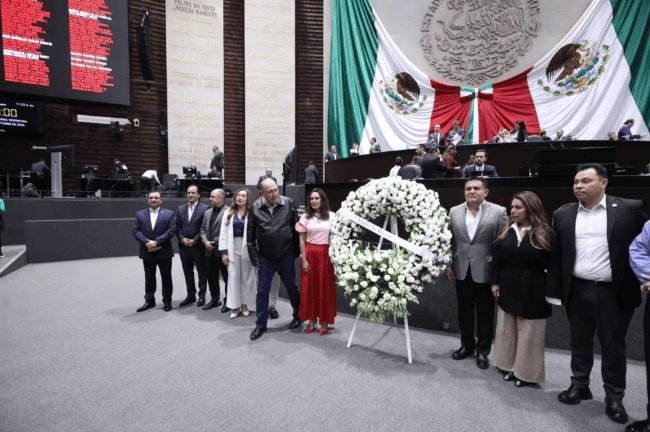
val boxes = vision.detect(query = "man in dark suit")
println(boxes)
[256,169,277,190]
[247,178,302,340]
[324,146,340,163]
[420,147,446,179]
[462,149,499,178]
[618,118,643,141]
[445,178,508,369]
[209,145,224,178]
[427,124,446,147]
[304,161,319,184]
[133,191,177,312]
[552,163,647,424]
[176,185,209,307]
[199,188,230,311]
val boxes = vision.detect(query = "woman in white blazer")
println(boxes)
[219,188,257,318]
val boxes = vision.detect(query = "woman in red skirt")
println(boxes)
[296,188,336,335]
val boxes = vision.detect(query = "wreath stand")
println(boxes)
[346,215,413,364]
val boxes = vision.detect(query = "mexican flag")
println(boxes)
[328,0,649,153]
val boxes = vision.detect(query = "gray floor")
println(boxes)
[0,256,646,432]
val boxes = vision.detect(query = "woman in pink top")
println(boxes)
[295,188,337,335]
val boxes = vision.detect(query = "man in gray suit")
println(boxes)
[445,178,508,369]
[199,188,229,311]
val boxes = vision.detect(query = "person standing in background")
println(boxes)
[210,145,225,178]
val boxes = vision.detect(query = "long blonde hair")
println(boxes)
[225,188,252,225]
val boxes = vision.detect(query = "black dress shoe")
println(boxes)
[503,372,515,382]
[221,304,231,313]
[269,307,279,319]
[202,298,222,310]
[288,318,302,329]
[515,379,537,388]
[451,346,475,360]
[196,296,205,307]
[163,303,172,312]
[476,353,489,369]
[605,397,628,424]
[557,385,593,405]
[178,296,196,307]
[136,301,155,313]
[626,420,650,432]
[250,325,266,340]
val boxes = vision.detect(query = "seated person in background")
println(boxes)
[141,170,163,192]
[442,146,461,177]
[607,131,619,141]
[414,143,427,165]
[618,118,644,141]
[411,155,422,165]
[511,120,528,143]
[540,130,552,141]
[428,124,446,147]
[462,154,475,170]
[492,128,513,143]
[369,137,381,153]
[31,158,50,176]
[420,147,446,179]
[349,143,359,157]
[114,158,130,177]
[389,157,402,177]
[462,149,499,178]
[554,129,564,140]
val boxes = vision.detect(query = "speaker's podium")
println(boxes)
[537,146,616,178]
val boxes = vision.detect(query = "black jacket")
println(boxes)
[420,153,446,179]
[247,196,299,267]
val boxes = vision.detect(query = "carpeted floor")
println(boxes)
[0,256,646,432]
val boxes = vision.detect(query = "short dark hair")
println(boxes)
[464,177,488,189]
[394,156,403,166]
[474,149,487,157]
[576,163,607,178]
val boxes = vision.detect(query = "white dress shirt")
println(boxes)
[573,195,611,282]
[150,208,159,228]
[465,201,486,241]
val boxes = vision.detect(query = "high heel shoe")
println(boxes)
[305,326,315,334]
[230,309,240,319]
[515,379,536,388]
[503,372,515,382]
[241,306,249,317]
[319,327,328,336]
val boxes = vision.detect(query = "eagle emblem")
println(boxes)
[537,41,610,97]
[379,72,427,115]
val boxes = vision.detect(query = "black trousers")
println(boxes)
[567,278,633,400]
[143,257,173,304]
[455,268,495,355]
[205,253,228,300]
[179,246,207,298]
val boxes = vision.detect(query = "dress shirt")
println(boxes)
[573,195,611,282]
[465,201,486,241]
[511,223,530,246]
[188,203,195,220]
[149,208,159,228]
[629,220,650,284]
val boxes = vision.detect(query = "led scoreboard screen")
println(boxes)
[0,0,129,105]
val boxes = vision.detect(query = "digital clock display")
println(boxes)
[0,98,43,134]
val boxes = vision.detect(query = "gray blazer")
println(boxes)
[449,201,508,283]
[199,205,228,257]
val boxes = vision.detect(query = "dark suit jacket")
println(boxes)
[551,195,647,311]
[210,151,224,171]
[199,205,228,256]
[419,153,446,179]
[176,202,209,247]
[324,151,339,162]
[427,132,446,147]
[304,164,319,183]
[133,207,176,260]
[462,163,499,178]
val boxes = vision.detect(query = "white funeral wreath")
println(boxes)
[329,177,452,323]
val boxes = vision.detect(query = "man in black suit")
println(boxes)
[427,124,446,147]
[176,185,209,307]
[552,163,647,424]
[199,188,229,311]
[247,179,302,340]
[133,191,177,312]
[420,147,446,179]
[304,161,319,184]
[324,146,340,163]
[462,149,498,178]
[256,169,277,190]
[210,145,224,178]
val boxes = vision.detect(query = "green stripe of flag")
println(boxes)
[327,0,379,157]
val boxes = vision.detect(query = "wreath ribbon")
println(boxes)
[338,208,433,260]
